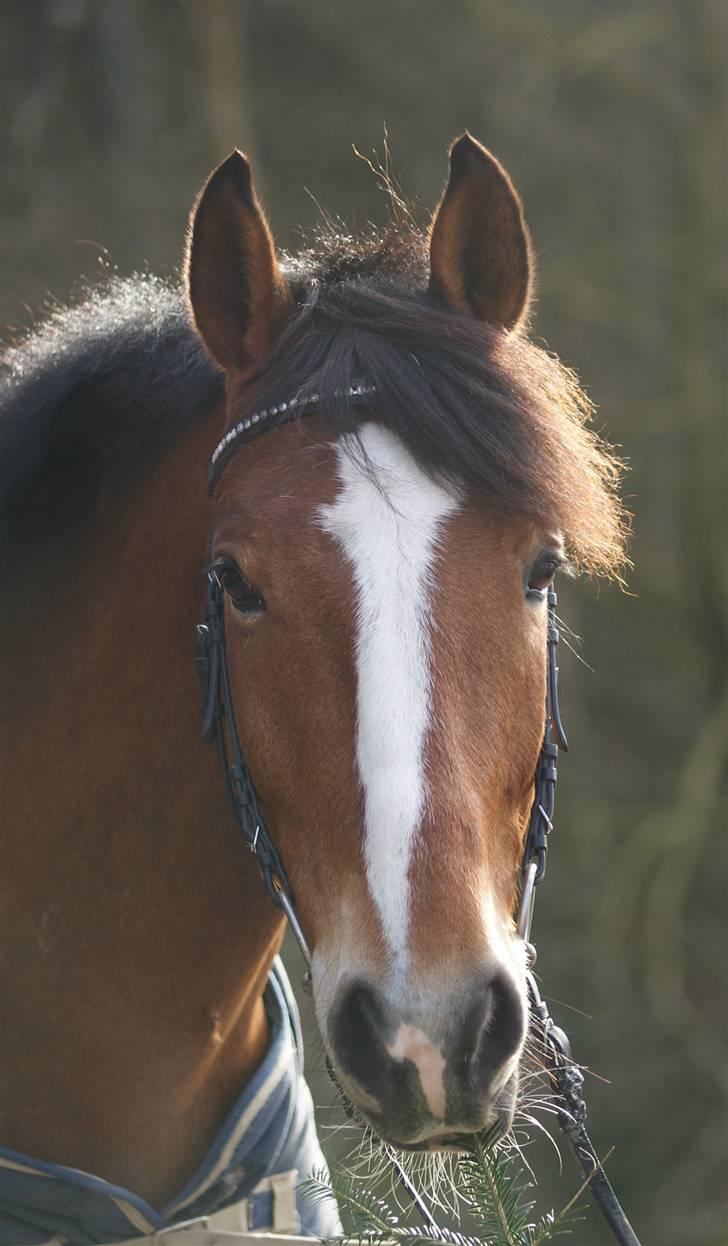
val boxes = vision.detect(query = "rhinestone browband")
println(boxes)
[207,382,376,491]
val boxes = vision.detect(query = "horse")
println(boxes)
[0,133,626,1243]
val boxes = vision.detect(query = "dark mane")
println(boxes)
[0,275,223,549]
[1,225,626,575]
[254,221,627,576]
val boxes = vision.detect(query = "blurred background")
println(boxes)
[1,1,725,1242]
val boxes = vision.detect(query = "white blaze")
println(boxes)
[318,424,459,971]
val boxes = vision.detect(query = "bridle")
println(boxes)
[196,382,377,964]
[195,385,641,1246]
[196,560,310,960]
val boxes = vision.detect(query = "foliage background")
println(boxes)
[1,1,725,1242]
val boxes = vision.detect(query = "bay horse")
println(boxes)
[0,134,626,1243]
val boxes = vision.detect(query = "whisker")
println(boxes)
[555,612,594,671]
[542,994,592,1020]
[513,1110,564,1171]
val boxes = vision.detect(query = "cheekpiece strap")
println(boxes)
[520,584,567,893]
[196,567,292,913]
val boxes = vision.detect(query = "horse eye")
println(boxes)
[527,553,563,596]
[218,564,265,615]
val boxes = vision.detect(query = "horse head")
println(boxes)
[185,135,624,1148]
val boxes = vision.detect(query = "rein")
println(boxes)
[515,603,641,1246]
[196,387,641,1246]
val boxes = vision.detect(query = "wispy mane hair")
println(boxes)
[245,221,628,577]
[0,275,223,549]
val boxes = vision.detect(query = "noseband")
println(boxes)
[195,386,641,1246]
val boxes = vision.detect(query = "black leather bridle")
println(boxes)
[195,561,310,959]
[195,385,641,1246]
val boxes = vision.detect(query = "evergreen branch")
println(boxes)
[303,1170,399,1235]
[309,1120,584,1246]
[455,1130,539,1246]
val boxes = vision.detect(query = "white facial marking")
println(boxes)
[318,424,459,972]
[386,1024,447,1120]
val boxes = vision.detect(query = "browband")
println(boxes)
[207,382,377,491]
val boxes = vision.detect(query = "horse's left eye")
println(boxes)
[527,554,563,596]
[218,564,265,615]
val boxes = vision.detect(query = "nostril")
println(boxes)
[472,972,525,1076]
[341,983,386,1039]
[330,982,390,1091]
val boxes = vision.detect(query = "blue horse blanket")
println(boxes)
[0,960,340,1243]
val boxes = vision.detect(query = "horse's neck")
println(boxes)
[0,408,285,1206]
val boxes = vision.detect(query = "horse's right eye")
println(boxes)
[527,551,564,597]
[218,564,265,615]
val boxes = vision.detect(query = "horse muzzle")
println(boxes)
[326,969,526,1147]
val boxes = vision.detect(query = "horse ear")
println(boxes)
[186,150,293,373]
[429,134,532,331]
